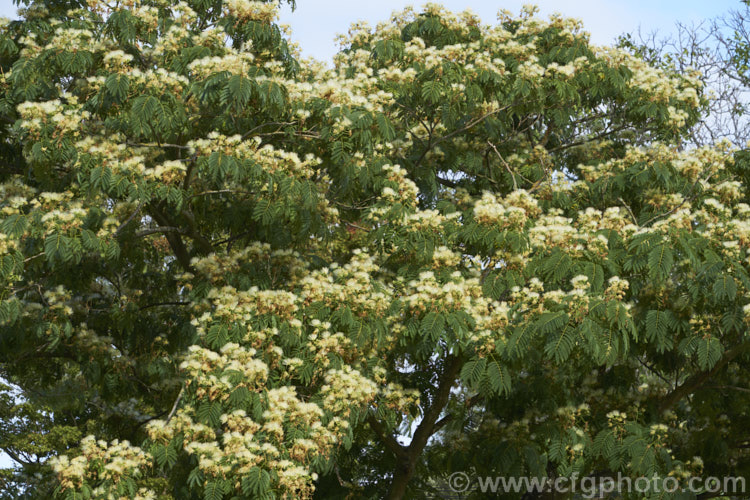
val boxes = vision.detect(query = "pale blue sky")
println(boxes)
[0,0,743,61]
[277,0,742,62]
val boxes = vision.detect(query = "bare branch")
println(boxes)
[134,226,184,238]
[165,386,185,424]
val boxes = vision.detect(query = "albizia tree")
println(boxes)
[0,0,748,498]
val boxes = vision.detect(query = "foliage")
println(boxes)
[0,1,748,499]
[618,3,750,148]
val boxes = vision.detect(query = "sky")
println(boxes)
[0,0,743,61]
[276,0,742,62]
[0,0,743,473]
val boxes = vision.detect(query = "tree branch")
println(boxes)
[134,226,184,238]
[139,301,190,311]
[385,355,463,500]
[148,204,193,270]
[113,202,144,236]
[367,414,406,458]
[1,447,32,466]
[658,341,749,413]
[165,385,185,424]
[487,140,518,190]
[408,356,462,455]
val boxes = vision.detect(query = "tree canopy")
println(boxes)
[0,1,748,499]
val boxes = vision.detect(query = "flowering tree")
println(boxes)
[0,1,748,499]
[618,2,750,149]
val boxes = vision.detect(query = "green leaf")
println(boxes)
[696,336,723,370]
[648,244,673,280]
[130,95,166,136]
[80,229,100,251]
[584,261,605,291]
[420,311,445,341]
[421,80,444,104]
[252,199,273,224]
[206,324,229,349]
[544,322,575,363]
[460,358,487,388]
[536,311,569,335]
[713,274,737,302]
[225,75,254,107]
[204,481,225,500]
[241,467,271,496]
[376,113,396,141]
[104,73,129,102]
[1,214,27,237]
[197,401,223,427]
[44,233,69,263]
[542,249,572,284]
[592,429,617,459]
[228,386,251,408]
[506,323,537,358]
[487,360,511,395]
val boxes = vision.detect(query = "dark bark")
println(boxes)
[148,203,213,271]
[379,355,463,500]
[658,341,749,413]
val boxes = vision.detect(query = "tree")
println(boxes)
[617,2,750,148]
[0,1,747,499]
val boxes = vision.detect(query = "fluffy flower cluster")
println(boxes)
[180,343,269,398]
[321,366,378,415]
[50,436,152,493]
[188,53,256,78]
[44,27,102,52]
[224,0,278,22]
[473,190,537,228]
[299,250,391,318]
[379,164,419,207]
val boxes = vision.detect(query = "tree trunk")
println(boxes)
[377,355,463,499]
[385,461,416,500]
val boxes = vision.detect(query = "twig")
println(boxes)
[134,226,184,238]
[487,140,518,190]
[114,202,144,236]
[1,447,31,466]
[23,253,44,263]
[241,121,297,139]
[126,142,191,150]
[642,170,716,227]
[165,386,185,424]
[190,189,252,198]
[139,301,190,311]
[710,384,750,394]
[635,356,672,387]
[345,222,371,232]
[618,198,639,225]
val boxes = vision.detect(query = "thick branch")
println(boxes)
[148,205,193,270]
[180,209,214,255]
[435,176,457,188]
[2,447,31,466]
[658,342,749,413]
[407,356,462,457]
[366,414,406,458]
[385,355,463,500]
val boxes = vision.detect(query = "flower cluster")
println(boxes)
[49,436,152,493]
